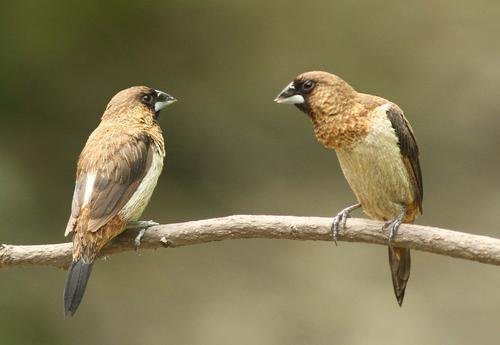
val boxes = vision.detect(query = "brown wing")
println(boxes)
[386,106,423,213]
[65,132,154,236]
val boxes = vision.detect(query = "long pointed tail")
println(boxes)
[388,246,411,306]
[64,259,94,317]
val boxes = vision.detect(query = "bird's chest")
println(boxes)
[313,111,369,149]
[335,114,413,220]
[120,147,164,221]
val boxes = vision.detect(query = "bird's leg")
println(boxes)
[331,203,361,245]
[384,207,407,244]
[126,220,159,251]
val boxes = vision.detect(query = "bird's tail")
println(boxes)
[64,258,94,317]
[388,246,411,306]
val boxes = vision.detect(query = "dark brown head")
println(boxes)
[274,71,356,118]
[102,86,177,123]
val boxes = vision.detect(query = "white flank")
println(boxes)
[120,145,164,221]
[82,174,96,206]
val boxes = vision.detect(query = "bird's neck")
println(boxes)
[136,120,165,157]
[148,125,165,157]
[98,118,165,156]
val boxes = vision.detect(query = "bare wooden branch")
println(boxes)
[1,215,499,270]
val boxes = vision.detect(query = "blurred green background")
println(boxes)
[1,0,499,344]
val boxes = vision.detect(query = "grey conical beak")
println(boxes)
[155,90,177,112]
[274,82,305,104]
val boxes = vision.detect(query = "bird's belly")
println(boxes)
[336,114,414,221]
[119,150,164,221]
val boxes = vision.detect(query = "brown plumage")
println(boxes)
[64,86,176,317]
[275,71,422,306]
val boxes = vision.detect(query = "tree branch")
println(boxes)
[1,215,499,269]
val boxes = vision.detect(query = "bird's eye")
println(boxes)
[141,94,153,104]
[301,80,315,93]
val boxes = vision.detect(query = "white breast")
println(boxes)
[119,145,164,221]
[336,104,414,220]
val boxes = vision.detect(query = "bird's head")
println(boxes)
[274,71,355,118]
[102,86,177,123]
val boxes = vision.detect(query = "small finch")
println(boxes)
[63,86,176,316]
[275,71,422,306]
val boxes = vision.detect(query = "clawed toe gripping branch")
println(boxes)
[331,203,361,245]
[126,220,159,250]
[0,215,499,269]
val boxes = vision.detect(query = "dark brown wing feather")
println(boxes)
[386,106,423,213]
[65,132,154,235]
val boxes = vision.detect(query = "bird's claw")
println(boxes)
[143,220,159,228]
[331,212,346,245]
[384,220,400,243]
[331,203,361,245]
[127,220,159,252]
[134,229,146,251]
[383,208,407,244]
[126,220,159,230]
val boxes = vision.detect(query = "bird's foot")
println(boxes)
[134,229,146,251]
[384,219,402,243]
[383,207,407,244]
[126,220,159,230]
[331,203,361,245]
[126,220,159,251]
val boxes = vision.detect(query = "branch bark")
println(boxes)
[1,215,499,270]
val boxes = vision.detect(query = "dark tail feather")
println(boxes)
[64,259,93,317]
[388,246,411,306]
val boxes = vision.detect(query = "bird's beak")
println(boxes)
[154,90,177,112]
[274,82,305,104]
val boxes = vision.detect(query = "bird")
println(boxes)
[274,71,422,306]
[63,86,177,317]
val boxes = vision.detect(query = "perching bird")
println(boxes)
[63,86,176,317]
[275,71,422,306]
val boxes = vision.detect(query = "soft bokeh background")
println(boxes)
[1,1,499,344]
